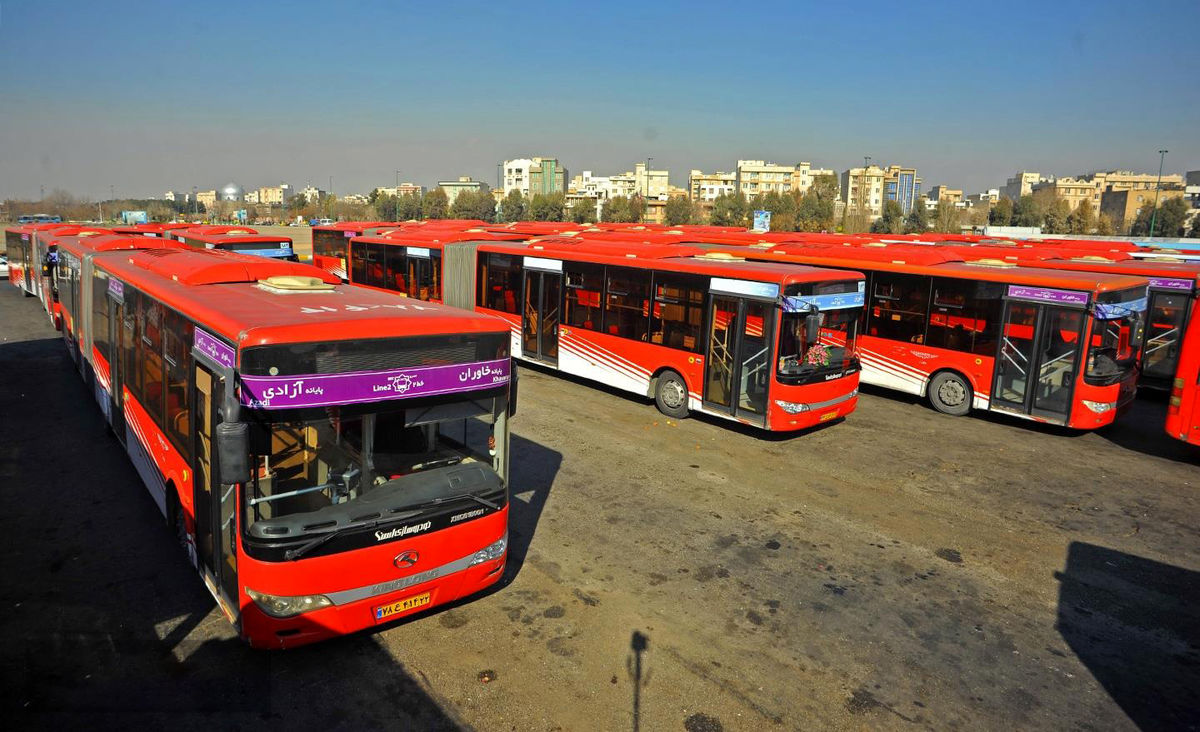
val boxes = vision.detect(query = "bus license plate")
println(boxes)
[819,411,839,422]
[374,592,431,621]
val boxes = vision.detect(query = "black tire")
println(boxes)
[654,370,690,419]
[928,371,972,416]
[166,489,188,550]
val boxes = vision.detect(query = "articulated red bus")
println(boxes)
[55,247,515,648]
[170,226,298,261]
[350,234,865,431]
[1166,308,1200,445]
[663,238,1149,430]
[4,223,110,325]
[111,222,193,238]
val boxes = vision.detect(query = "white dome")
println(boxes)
[219,182,244,201]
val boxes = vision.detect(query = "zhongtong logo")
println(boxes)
[393,550,419,569]
[376,521,432,542]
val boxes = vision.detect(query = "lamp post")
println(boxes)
[1149,149,1168,238]
[395,170,402,221]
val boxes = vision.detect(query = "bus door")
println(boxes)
[192,363,240,619]
[703,294,774,425]
[521,258,561,366]
[1141,289,1191,387]
[22,236,34,292]
[992,301,1084,422]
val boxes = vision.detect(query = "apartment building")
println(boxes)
[569,170,637,202]
[840,165,886,218]
[374,183,426,198]
[1100,187,1186,233]
[439,176,488,205]
[736,160,795,197]
[195,190,218,208]
[504,157,567,196]
[1031,177,1094,211]
[882,165,922,214]
[688,170,735,201]
[927,185,963,206]
[1003,171,1051,201]
[256,183,293,206]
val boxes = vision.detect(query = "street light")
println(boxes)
[395,169,402,221]
[1149,149,1168,238]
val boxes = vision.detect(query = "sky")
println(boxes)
[0,0,1197,201]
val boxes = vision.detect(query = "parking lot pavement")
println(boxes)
[2,284,1196,730]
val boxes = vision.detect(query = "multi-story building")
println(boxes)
[374,183,425,198]
[688,170,736,201]
[243,189,261,205]
[1003,171,1051,201]
[504,157,566,196]
[927,185,963,207]
[882,165,922,214]
[300,186,325,203]
[736,160,795,197]
[840,165,886,218]
[793,165,837,197]
[965,189,1001,208]
[1100,187,1186,233]
[1031,177,1094,211]
[195,190,218,208]
[632,162,669,198]
[438,176,488,205]
[255,183,293,206]
[339,193,369,205]
[162,190,192,205]
[1082,170,1187,213]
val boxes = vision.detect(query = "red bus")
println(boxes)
[170,226,298,261]
[669,239,1149,429]
[311,221,396,281]
[350,234,865,431]
[1166,308,1200,445]
[54,233,189,380]
[111,222,193,238]
[4,223,110,325]
[56,247,515,648]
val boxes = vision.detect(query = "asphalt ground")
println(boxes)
[1,283,1197,731]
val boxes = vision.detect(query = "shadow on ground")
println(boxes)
[1055,541,1200,731]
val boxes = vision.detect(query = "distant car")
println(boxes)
[317,218,334,225]
[0,255,8,278]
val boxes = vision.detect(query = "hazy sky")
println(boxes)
[1,0,1197,201]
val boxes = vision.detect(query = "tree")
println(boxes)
[1066,199,1096,234]
[904,198,930,233]
[1042,199,1071,234]
[795,178,838,232]
[569,196,598,224]
[396,192,423,220]
[1131,196,1190,237]
[372,193,397,221]
[449,189,496,222]
[528,192,566,222]
[1012,195,1041,227]
[709,192,749,227]
[871,199,904,234]
[989,197,1013,226]
[1191,214,1200,239]
[1096,212,1115,236]
[626,194,645,223]
[933,200,961,233]
[421,188,448,219]
[499,190,526,223]
[663,195,696,226]
[601,195,634,223]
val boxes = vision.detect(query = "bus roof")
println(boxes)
[311,221,396,233]
[111,223,192,234]
[745,244,1150,293]
[55,233,190,258]
[477,237,865,286]
[175,225,260,237]
[176,229,293,246]
[94,248,508,349]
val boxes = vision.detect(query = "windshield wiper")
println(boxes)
[438,492,500,511]
[283,509,423,561]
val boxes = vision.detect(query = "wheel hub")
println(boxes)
[938,380,967,406]
[661,380,685,409]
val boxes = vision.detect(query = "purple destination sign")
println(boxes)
[1149,277,1194,292]
[107,278,125,300]
[1006,285,1088,306]
[239,358,511,409]
[194,328,236,369]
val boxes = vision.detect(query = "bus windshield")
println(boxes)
[777,282,861,381]
[244,393,507,536]
[1087,288,1148,382]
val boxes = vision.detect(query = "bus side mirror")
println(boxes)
[805,313,822,344]
[216,422,251,485]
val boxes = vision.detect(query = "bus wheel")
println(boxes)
[654,371,689,419]
[928,372,972,416]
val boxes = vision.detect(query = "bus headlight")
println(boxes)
[471,533,507,566]
[774,400,811,414]
[1081,400,1115,414]
[246,588,333,618]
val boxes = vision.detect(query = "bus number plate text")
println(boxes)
[374,592,431,621]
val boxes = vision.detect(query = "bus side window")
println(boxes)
[163,310,194,458]
[604,267,651,341]
[387,250,407,292]
[926,278,1003,354]
[564,262,604,332]
[142,297,166,424]
[122,287,142,401]
[869,272,931,345]
[479,254,520,314]
[93,270,110,361]
[650,272,705,351]
[430,253,442,301]
[350,242,367,284]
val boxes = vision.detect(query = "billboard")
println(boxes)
[752,210,771,232]
[120,210,149,224]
